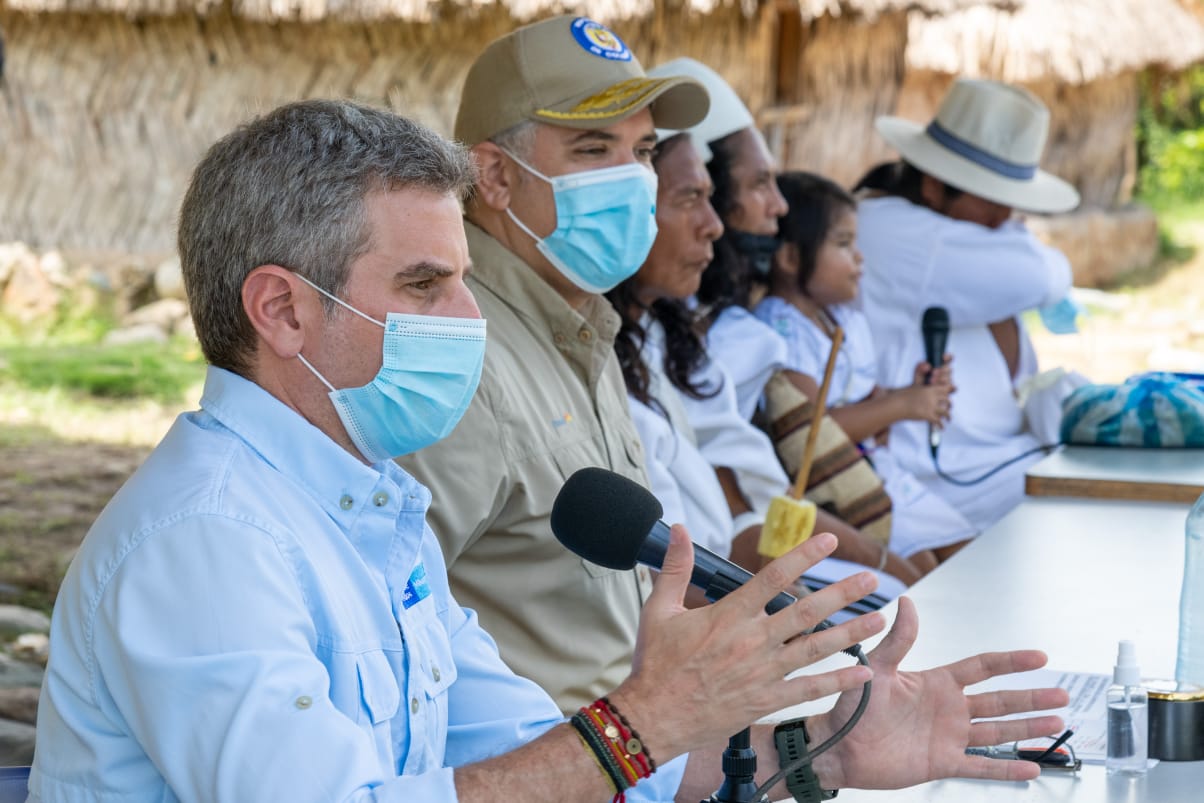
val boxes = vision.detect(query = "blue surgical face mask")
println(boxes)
[294,275,486,462]
[1038,296,1083,335]
[503,151,658,293]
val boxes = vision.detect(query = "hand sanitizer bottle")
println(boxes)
[1106,640,1148,775]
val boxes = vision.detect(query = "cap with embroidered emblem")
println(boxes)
[455,15,709,146]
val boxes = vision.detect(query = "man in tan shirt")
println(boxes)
[400,14,708,711]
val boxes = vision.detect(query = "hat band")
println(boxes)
[925,121,1036,181]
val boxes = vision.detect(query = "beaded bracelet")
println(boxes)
[570,697,656,802]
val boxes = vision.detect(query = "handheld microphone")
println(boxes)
[921,306,950,457]
[551,467,798,613]
[551,467,860,655]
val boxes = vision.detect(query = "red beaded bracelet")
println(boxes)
[571,697,657,802]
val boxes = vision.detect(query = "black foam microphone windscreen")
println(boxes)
[550,466,664,570]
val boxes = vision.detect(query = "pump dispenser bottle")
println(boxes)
[1106,640,1149,775]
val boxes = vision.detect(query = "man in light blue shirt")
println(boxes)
[29,99,1070,802]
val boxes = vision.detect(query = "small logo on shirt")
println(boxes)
[551,412,574,428]
[402,563,431,609]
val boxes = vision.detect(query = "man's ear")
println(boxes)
[471,141,517,212]
[242,265,314,360]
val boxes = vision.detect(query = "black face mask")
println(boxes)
[727,229,781,276]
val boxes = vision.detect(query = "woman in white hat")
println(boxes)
[856,78,1080,533]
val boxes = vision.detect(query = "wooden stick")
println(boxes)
[789,326,844,500]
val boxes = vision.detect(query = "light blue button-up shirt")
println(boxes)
[29,367,684,801]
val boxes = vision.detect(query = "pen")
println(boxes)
[1032,729,1074,764]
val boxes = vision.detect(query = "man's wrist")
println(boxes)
[774,718,839,801]
[795,713,846,791]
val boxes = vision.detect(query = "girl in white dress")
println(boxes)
[754,172,976,561]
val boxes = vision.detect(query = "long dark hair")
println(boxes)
[696,131,761,321]
[853,159,963,207]
[775,171,856,295]
[607,135,717,410]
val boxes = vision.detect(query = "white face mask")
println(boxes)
[503,150,659,293]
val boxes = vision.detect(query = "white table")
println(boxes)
[1025,445,1204,504]
[773,496,1203,802]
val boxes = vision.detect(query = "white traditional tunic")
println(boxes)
[753,298,976,556]
[638,318,906,603]
[856,196,1072,532]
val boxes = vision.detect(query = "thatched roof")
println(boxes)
[907,0,1204,84]
[0,0,997,23]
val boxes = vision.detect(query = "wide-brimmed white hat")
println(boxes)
[647,57,752,162]
[876,78,1080,214]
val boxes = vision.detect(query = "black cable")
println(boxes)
[798,576,889,615]
[930,442,1058,487]
[752,645,872,800]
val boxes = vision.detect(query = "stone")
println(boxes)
[0,250,59,324]
[0,687,39,725]
[0,655,42,690]
[0,607,49,637]
[122,298,188,331]
[0,717,36,765]
[154,255,186,300]
[102,323,169,346]
[39,249,69,287]
[11,634,47,667]
[0,242,35,289]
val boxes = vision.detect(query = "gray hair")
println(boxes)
[178,99,476,376]
[489,119,538,162]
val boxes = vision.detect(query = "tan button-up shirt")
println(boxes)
[399,221,653,712]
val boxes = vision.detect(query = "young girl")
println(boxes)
[755,172,975,561]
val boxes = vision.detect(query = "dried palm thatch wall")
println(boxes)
[0,2,774,254]
[759,9,908,187]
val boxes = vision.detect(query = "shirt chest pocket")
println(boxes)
[355,648,402,726]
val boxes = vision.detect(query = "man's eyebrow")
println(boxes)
[394,261,456,284]
[567,130,618,145]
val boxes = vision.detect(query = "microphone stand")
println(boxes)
[703,728,769,803]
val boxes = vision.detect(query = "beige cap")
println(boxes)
[455,15,709,146]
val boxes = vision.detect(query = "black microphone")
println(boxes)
[551,467,797,613]
[921,306,950,457]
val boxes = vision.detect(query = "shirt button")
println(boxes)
[432,666,441,682]
[553,332,567,346]
[339,495,354,510]
[295,695,312,710]
[372,491,389,507]
[410,697,419,714]
[578,328,593,343]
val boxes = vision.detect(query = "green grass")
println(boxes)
[0,338,206,404]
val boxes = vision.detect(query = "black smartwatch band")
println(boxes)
[773,719,838,802]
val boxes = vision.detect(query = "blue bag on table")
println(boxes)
[1060,372,1204,447]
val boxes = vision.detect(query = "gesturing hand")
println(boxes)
[811,597,1069,789]
[611,527,887,763]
